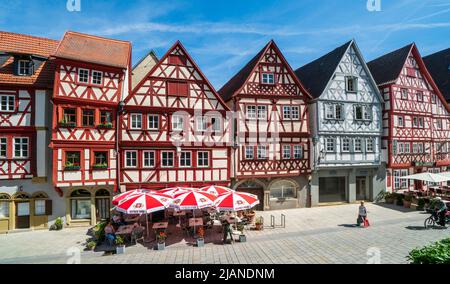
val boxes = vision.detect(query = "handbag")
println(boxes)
[364,218,370,227]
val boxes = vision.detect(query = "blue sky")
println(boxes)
[1,0,449,88]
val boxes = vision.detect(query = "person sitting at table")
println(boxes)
[112,214,125,226]
[104,222,116,245]
[222,220,234,244]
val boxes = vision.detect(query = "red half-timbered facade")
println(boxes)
[121,41,231,190]
[218,40,312,210]
[368,43,450,192]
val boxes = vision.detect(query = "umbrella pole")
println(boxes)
[144,213,151,243]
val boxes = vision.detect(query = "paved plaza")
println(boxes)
[0,203,448,264]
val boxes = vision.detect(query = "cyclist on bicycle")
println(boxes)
[434,197,448,227]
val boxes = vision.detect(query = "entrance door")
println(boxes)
[356,177,367,201]
[319,177,346,203]
[15,202,30,229]
[96,198,110,221]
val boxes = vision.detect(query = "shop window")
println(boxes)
[0,193,10,218]
[269,180,297,199]
[70,189,91,220]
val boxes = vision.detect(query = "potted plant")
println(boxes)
[155,232,166,250]
[254,216,263,231]
[396,193,404,206]
[403,194,413,208]
[92,162,108,170]
[196,227,205,247]
[97,122,113,129]
[115,236,125,254]
[245,210,256,224]
[384,192,395,204]
[64,161,81,171]
[58,119,76,128]
[86,240,97,251]
[50,217,64,231]
[237,223,246,243]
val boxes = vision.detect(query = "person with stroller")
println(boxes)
[434,197,448,227]
[357,201,368,227]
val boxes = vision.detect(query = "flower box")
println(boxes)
[239,235,246,243]
[64,166,81,171]
[58,122,76,128]
[196,238,204,247]
[116,245,125,254]
[156,242,165,251]
[92,164,108,170]
[97,123,113,129]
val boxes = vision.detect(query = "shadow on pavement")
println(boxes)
[372,202,417,213]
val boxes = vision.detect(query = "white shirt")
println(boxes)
[359,206,367,216]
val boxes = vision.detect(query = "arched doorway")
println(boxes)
[235,180,265,211]
[13,192,31,229]
[32,192,51,229]
[0,193,11,232]
[268,179,299,209]
[70,189,91,221]
[95,189,111,221]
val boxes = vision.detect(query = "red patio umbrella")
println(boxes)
[157,187,196,197]
[214,191,259,212]
[199,185,234,196]
[112,189,145,205]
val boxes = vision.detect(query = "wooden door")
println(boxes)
[15,201,30,229]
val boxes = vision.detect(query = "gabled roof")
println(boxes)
[295,41,352,98]
[367,44,413,86]
[131,50,159,89]
[0,31,59,87]
[218,40,311,102]
[423,48,450,102]
[54,31,131,69]
[128,41,230,111]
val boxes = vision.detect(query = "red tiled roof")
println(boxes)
[54,31,131,69]
[0,31,59,87]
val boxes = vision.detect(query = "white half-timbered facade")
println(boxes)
[121,41,231,190]
[296,40,384,205]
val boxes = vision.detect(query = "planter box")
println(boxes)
[58,123,76,128]
[196,238,204,247]
[64,166,81,171]
[156,242,165,251]
[97,124,113,129]
[239,235,246,243]
[92,165,108,170]
[116,245,125,254]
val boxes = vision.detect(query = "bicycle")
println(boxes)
[424,208,450,229]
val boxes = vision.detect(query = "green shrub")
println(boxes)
[93,221,107,241]
[86,240,97,250]
[417,198,426,210]
[408,238,450,264]
[50,217,64,231]
[396,194,404,206]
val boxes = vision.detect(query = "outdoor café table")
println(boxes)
[173,210,186,226]
[188,218,204,238]
[115,225,135,241]
[125,216,140,223]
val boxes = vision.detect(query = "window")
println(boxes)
[63,108,77,124]
[270,180,296,199]
[257,146,267,159]
[398,116,404,127]
[100,111,112,124]
[413,117,424,128]
[147,114,159,130]
[197,151,209,167]
[325,138,335,152]
[325,104,334,119]
[398,142,404,154]
[245,146,254,159]
[70,189,91,220]
[18,60,33,76]
[431,94,437,103]
[179,152,192,167]
[261,73,275,84]
[293,145,303,159]
[335,105,343,120]
[82,109,95,127]
[436,119,443,130]
[91,71,103,85]
[346,76,357,92]
[366,139,374,152]
[168,55,186,65]
[13,137,28,158]
[78,68,89,83]
[161,151,174,167]
[167,81,189,96]
[125,151,137,168]
[35,200,46,216]
[283,145,291,159]
[0,194,9,218]
[246,106,257,120]
[257,106,267,120]
[355,105,371,120]
[94,152,108,167]
[0,138,6,158]
[342,138,350,152]
[401,89,408,100]
[354,138,362,152]
[143,151,155,168]
[171,115,184,131]
[65,151,80,168]
[416,92,423,102]
[0,95,15,112]
[394,169,409,190]
[406,68,415,77]
[211,116,221,132]
[196,116,208,132]
[325,104,343,120]
[404,143,411,154]
[283,106,300,120]
[130,113,142,129]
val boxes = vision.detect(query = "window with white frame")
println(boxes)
[246,105,257,120]
[130,113,142,129]
[148,115,159,130]
[436,119,443,130]
[197,151,209,167]
[34,200,46,216]
[78,68,89,83]
[257,106,267,120]
[125,151,137,168]
[354,105,371,120]
[179,151,192,167]
[416,92,423,102]
[293,145,303,159]
[345,76,357,92]
[394,169,409,190]
[0,138,6,158]
[143,151,155,168]
[401,89,408,100]
[161,151,174,167]
[324,104,343,120]
[245,146,254,159]
[342,138,350,152]
[325,138,335,152]
[257,145,267,159]
[211,116,221,132]
[398,142,405,154]
[91,71,103,85]
[0,95,15,112]
[366,138,374,152]
[283,145,291,159]
[196,116,208,132]
[398,116,404,127]
[431,94,436,103]
[404,143,411,154]
[283,106,300,120]
[13,137,28,158]
[353,138,362,152]
[171,115,184,131]
[418,143,424,153]
[18,60,33,76]
[261,73,275,84]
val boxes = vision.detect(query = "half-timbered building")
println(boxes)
[121,41,231,191]
[296,40,384,205]
[368,43,450,193]
[0,31,61,232]
[219,40,312,210]
[50,32,131,226]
